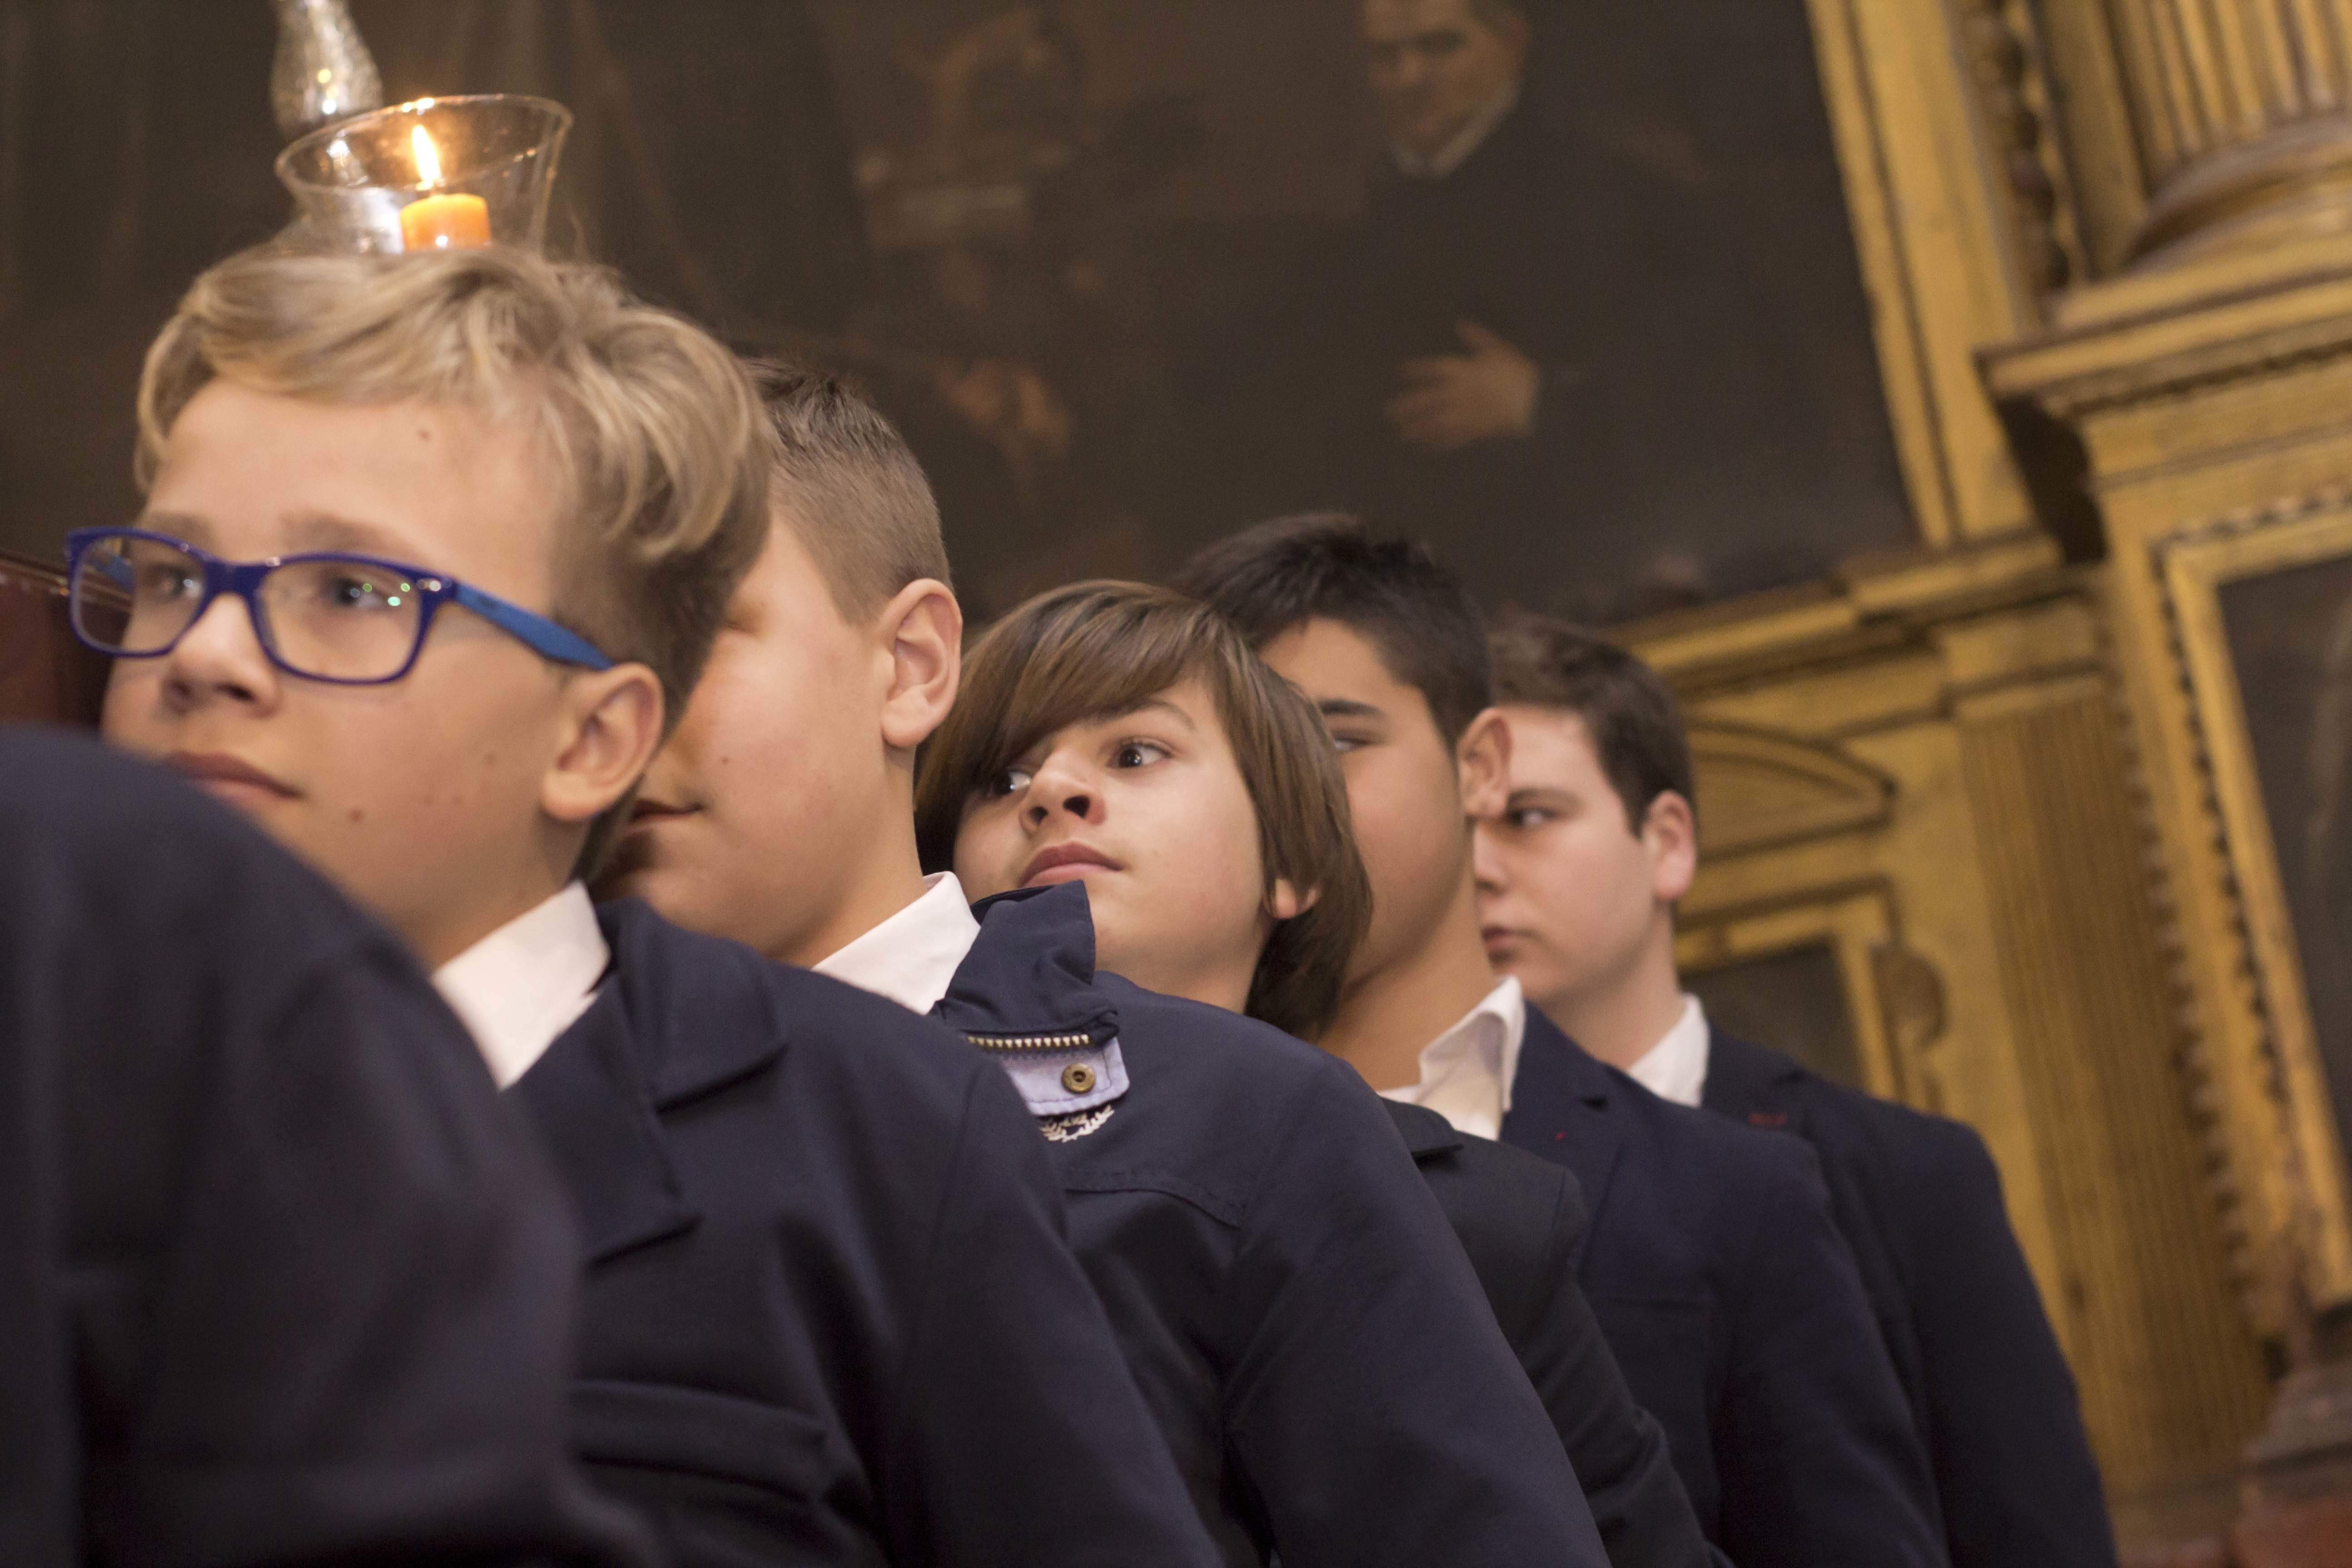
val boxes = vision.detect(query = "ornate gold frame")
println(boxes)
[2153,500,2352,1304]
[1803,0,2054,545]
[1676,883,1914,1102]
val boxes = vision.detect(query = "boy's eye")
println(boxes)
[132,560,201,601]
[1327,732,1371,755]
[322,572,403,612]
[1111,740,1170,769]
[984,765,1034,799]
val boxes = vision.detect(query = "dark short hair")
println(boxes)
[916,581,1372,1039]
[1489,610,1693,831]
[743,358,950,620]
[1172,514,1492,746]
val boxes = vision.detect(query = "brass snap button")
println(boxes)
[1060,1062,1098,1095]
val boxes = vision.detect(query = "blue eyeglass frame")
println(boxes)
[63,526,614,686]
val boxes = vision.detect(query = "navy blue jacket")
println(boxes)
[938,886,1606,1568]
[1702,1032,2117,1568]
[0,727,653,1568]
[1384,1100,1721,1568]
[510,897,1219,1568]
[1502,1007,1949,1568]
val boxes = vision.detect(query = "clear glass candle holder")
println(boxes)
[275,94,573,255]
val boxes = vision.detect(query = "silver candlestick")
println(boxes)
[271,0,383,141]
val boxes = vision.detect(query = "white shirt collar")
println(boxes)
[1392,81,1521,180]
[1377,975,1526,1141]
[432,882,610,1089]
[1625,994,1711,1108]
[813,872,981,1016]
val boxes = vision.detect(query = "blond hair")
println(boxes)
[137,245,773,871]
[744,359,950,622]
[917,581,1371,1039]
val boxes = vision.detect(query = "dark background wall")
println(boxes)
[0,0,1916,625]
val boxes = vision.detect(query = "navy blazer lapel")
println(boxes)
[1699,1029,1811,1139]
[1503,1010,1623,1263]
[510,990,698,1266]
[594,900,792,1109]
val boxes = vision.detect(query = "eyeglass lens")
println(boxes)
[72,533,431,682]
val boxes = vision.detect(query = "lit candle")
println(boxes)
[398,126,491,251]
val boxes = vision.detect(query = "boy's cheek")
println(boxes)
[97,668,159,747]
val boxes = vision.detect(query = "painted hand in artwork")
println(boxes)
[1388,320,1540,451]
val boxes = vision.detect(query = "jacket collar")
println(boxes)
[1384,1097,1466,1161]
[932,883,1120,1047]
[1697,1028,1811,1136]
[507,900,790,1265]
[598,899,790,1107]
[1500,1008,1624,1258]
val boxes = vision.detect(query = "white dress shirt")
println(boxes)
[813,871,981,1016]
[1378,975,1527,1142]
[432,882,610,1089]
[1392,82,1522,180]
[1625,994,1711,1108]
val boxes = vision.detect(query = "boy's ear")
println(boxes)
[1643,789,1699,905]
[1457,706,1512,819]
[1265,877,1318,923]
[542,662,666,828]
[877,578,963,754]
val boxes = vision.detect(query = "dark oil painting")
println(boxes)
[1686,940,1864,1090]
[0,0,1916,624]
[2220,553,2352,1160]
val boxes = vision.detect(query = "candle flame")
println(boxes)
[411,125,443,189]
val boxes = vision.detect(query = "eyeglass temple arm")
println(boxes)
[451,583,615,671]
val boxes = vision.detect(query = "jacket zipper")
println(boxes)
[965,1032,1099,1052]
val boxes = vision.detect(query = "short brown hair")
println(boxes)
[916,581,1371,1039]
[1175,514,1493,746]
[137,245,772,872]
[745,359,949,622]
[1489,610,1694,832]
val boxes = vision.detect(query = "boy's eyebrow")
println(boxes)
[1098,696,1198,731]
[135,509,215,547]
[125,510,423,564]
[280,510,422,562]
[1316,698,1385,723]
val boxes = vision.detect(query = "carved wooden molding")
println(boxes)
[2141,490,2352,1308]
[1955,0,2084,292]
[1805,0,2042,541]
[1984,277,2352,419]
[1676,880,1933,1106]
[1689,722,1898,858]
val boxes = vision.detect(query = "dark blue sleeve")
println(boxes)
[1222,1062,1608,1568]
[1508,1166,1721,1568]
[1901,1123,2117,1568]
[70,949,657,1568]
[880,1061,1219,1568]
[1714,1138,1950,1568]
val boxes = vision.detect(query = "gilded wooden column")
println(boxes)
[2091,0,2352,260]
[1632,539,2275,1552]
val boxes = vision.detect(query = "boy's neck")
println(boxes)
[1318,861,1501,1093]
[782,804,932,972]
[1535,921,1687,1073]
[414,858,575,972]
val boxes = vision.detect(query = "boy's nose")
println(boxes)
[1470,821,1509,894]
[162,595,277,710]
[1024,785,1096,828]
